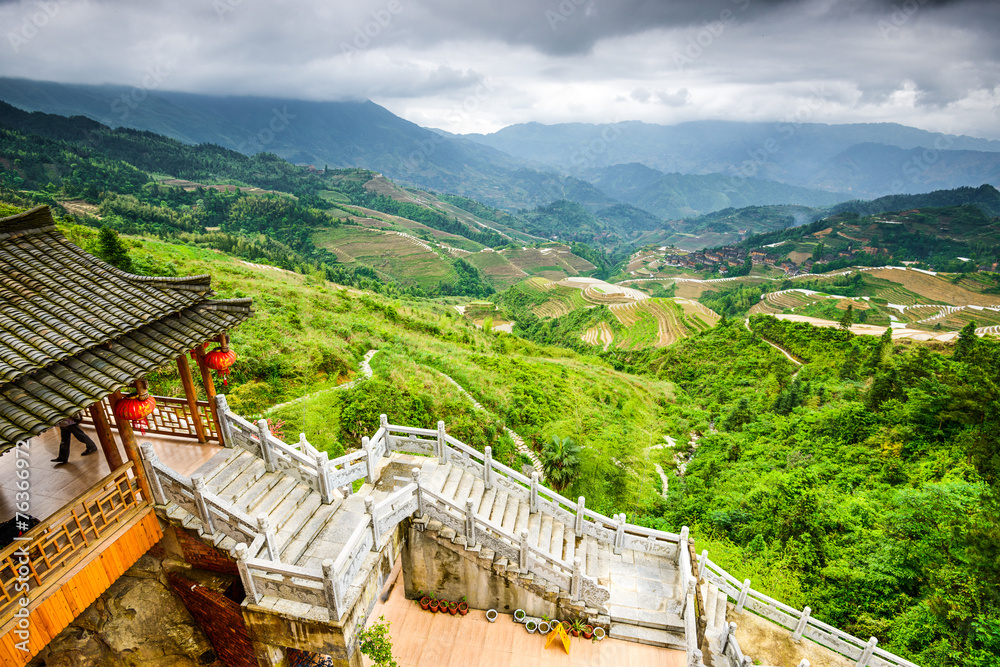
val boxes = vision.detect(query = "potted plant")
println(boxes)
[583,624,594,639]
[538,620,550,635]
[525,620,537,634]
[570,619,585,637]
[561,620,573,634]
[429,598,440,613]
[592,626,606,641]
[458,596,469,616]
[448,600,459,615]
[486,609,498,623]
[514,609,526,623]
[419,592,431,611]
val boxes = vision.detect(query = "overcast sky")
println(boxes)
[2,0,999,138]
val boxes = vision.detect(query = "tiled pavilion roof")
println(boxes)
[0,206,253,448]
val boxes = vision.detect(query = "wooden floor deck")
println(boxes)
[0,426,222,528]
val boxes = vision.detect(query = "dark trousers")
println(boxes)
[57,424,97,460]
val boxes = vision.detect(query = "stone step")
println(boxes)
[203,449,253,488]
[526,510,541,546]
[236,469,286,513]
[488,491,508,525]
[538,515,553,554]
[500,494,519,534]
[563,530,576,564]
[550,521,565,561]
[285,501,341,566]
[492,557,508,574]
[441,467,463,499]
[477,486,497,519]
[714,587,728,630]
[269,484,315,532]
[585,536,599,579]
[273,492,323,546]
[609,623,686,650]
[468,478,485,513]
[703,583,719,631]
[244,476,299,518]
[213,458,267,503]
[608,604,685,633]
[454,471,474,504]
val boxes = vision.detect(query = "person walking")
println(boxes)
[52,411,98,464]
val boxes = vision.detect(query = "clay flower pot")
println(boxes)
[486,609,498,623]
[583,625,594,639]
[448,601,459,615]
[420,597,431,611]
[429,599,440,613]
[458,601,469,616]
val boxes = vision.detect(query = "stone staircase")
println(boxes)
[159,425,689,652]
[411,457,687,649]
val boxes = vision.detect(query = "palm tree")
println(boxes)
[541,436,581,492]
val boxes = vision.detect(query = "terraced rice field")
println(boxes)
[582,284,648,305]
[873,285,939,307]
[676,298,720,330]
[867,268,999,306]
[931,306,1000,329]
[312,227,453,289]
[532,285,591,318]
[503,245,596,278]
[610,298,691,349]
[581,321,614,350]
[464,250,528,289]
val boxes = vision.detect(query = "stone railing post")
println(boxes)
[798,660,811,667]
[365,496,381,549]
[614,513,625,554]
[720,622,736,654]
[735,578,751,613]
[316,450,334,504]
[575,496,586,534]
[191,473,215,534]
[380,413,390,450]
[483,446,493,489]
[571,556,583,601]
[322,559,342,621]
[741,657,753,667]
[697,549,708,581]
[257,514,279,562]
[215,394,235,448]
[412,468,423,517]
[465,500,477,547]
[437,420,447,463]
[139,442,167,505]
[687,648,702,667]
[677,525,690,565]
[363,436,377,484]
[235,543,259,604]
[256,418,274,472]
[680,580,695,619]
[856,637,877,667]
[793,606,811,641]
[530,472,539,513]
[519,528,529,571]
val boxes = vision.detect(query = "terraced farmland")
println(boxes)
[581,321,614,350]
[611,298,696,349]
[312,227,453,289]
[502,245,596,280]
[464,250,529,289]
[865,268,1000,306]
[532,284,592,318]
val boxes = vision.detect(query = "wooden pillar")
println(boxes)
[88,401,124,470]
[194,343,224,446]
[109,389,153,503]
[177,353,208,443]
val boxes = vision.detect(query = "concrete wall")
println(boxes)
[401,524,560,619]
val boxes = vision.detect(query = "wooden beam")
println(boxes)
[88,402,123,470]
[177,353,208,443]
[193,344,224,446]
[108,390,153,503]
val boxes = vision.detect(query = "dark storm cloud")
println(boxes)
[0,0,997,137]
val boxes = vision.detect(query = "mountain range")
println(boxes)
[2,76,999,228]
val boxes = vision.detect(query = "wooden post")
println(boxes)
[89,400,124,470]
[194,344,223,445]
[177,353,208,443]
[109,389,153,503]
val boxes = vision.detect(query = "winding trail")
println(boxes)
[434,370,545,478]
[266,349,378,414]
[745,318,803,368]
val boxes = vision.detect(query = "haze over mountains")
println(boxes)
[3,76,999,224]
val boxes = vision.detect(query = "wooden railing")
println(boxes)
[85,395,218,442]
[0,463,145,625]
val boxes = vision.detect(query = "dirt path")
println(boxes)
[266,349,378,414]
[745,319,803,367]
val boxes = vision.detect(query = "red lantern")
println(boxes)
[205,336,237,387]
[114,382,156,435]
